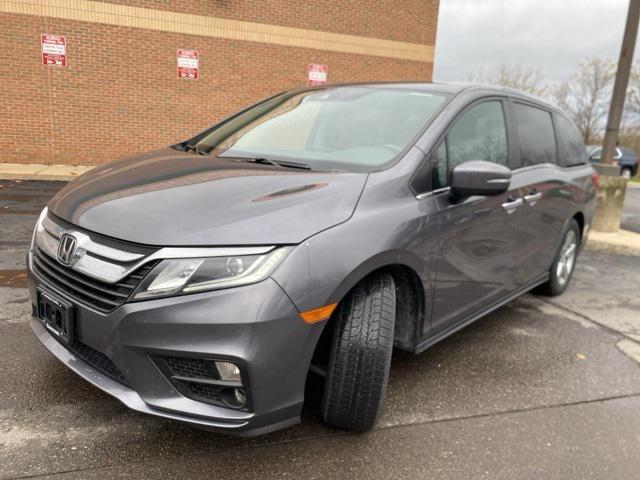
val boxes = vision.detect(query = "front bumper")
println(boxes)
[28,271,324,436]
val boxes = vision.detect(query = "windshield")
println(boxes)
[192,86,448,172]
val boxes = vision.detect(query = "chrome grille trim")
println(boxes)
[34,214,276,284]
[40,218,145,262]
[42,214,64,239]
[33,247,158,313]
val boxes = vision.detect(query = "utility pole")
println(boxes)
[601,0,640,164]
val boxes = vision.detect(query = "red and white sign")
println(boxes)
[308,63,328,86]
[177,49,199,79]
[41,34,67,67]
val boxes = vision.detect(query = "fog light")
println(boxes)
[215,361,241,382]
[233,388,247,406]
[220,387,247,408]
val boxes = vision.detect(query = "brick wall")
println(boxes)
[0,1,439,166]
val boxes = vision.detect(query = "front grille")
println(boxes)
[67,338,132,388]
[33,248,156,313]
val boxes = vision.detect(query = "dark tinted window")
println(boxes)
[448,101,508,169]
[619,147,637,161]
[587,145,601,159]
[430,101,508,189]
[555,114,587,167]
[514,103,556,166]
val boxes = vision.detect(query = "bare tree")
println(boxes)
[623,67,640,118]
[617,124,640,152]
[552,58,615,144]
[469,64,548,97]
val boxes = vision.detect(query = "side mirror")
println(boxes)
[450,160,511,198]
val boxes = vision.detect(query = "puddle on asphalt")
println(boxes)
[0,269,28,288]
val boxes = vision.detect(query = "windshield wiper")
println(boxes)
[231,157,311,170]
[184,143,208,155]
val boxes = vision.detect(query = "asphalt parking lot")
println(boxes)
[2,180,640,479]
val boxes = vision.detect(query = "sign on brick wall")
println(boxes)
[177,49,199,79]
[41,34,67,67]
[307,63,328,86]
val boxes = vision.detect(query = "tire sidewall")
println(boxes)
[547,219,580,295]
[320,273,396,431]
[320,302,345,421]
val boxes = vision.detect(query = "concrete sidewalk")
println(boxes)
[0,163,94,181]
[586,229,640,256]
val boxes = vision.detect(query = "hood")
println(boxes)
[48,148,368,246]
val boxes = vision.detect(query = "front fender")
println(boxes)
[323,249,424,307]
[271,197,438,318]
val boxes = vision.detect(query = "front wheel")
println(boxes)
[622,167,632,180]
[535,219,580,296]
[321,273,396,432]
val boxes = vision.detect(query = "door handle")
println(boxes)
[502,197,523,214]
[524,192,542,206]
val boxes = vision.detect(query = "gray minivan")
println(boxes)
[28,82,597,436]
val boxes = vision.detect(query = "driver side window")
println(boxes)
[431,101,508,189]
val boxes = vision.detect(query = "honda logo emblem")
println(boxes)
[57,233,78,266]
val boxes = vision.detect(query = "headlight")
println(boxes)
[131,247,289,300]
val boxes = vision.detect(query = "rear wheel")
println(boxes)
[535,219,580,296]
[321,273,396,431]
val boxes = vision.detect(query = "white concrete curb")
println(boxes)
[586,229,640,256]
[0,163,95,181]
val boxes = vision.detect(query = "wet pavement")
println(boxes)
[1,180,640,479]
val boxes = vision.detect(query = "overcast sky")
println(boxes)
[434,0,639,83]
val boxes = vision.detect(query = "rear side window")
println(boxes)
[555,115,587,167]
[513,103,557,166]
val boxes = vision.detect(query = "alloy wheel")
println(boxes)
[556,229,577,286]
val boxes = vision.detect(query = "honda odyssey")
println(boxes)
[28,82,597,436]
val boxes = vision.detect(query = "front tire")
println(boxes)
[622,167,632,180]
[535,219,580,296]
[321,273,396,432]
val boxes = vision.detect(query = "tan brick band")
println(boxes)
[0,0,434,61]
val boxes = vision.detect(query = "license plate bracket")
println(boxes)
[37,287,74,344]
